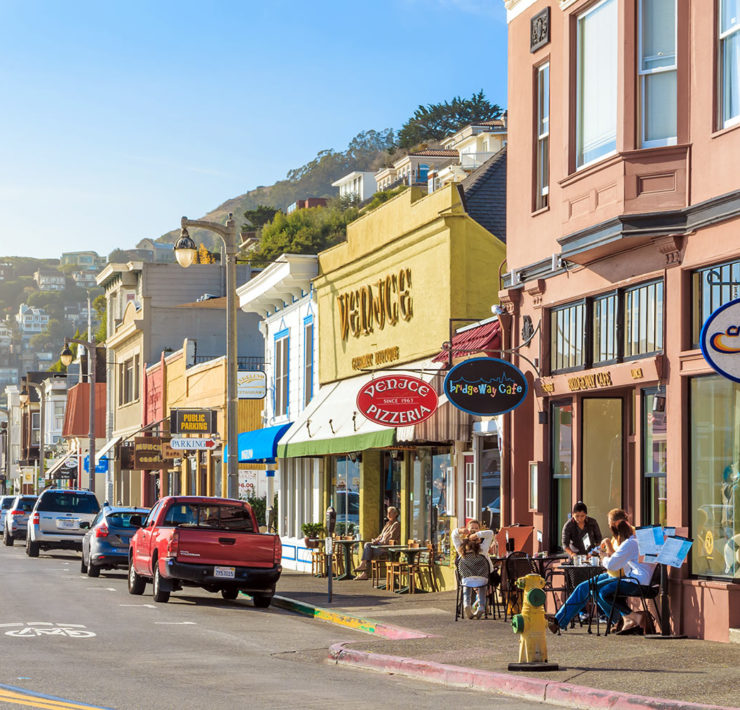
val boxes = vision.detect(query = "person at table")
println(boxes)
[354,507,400,580]
[452,521,500,589]
[561,501,602,558]
[547,508,654,634]
[458,536,490,619]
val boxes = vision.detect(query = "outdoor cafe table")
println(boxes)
[560,563,607,634]
[387,546,427,594]
[334,538,363,581]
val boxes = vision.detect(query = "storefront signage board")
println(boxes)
[444,357,528,416]
[170,409,217,435]
[237,371,267,399]
[356,374,438,427]
[133,437,173,470]
[700,298,740,382]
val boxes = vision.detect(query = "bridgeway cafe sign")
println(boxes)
[444,357,528,416]
[700,298,740,382]
[356,374,438,427]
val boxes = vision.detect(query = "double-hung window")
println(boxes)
[535,62,550,210]
[576,0,618,168]
[303,317,314,408]
[118,354,139,406]
[639,0,677,146]
[274,332,289,418]
[550,301,586,372]
[720,0,740,128]
[624,280,664,358]
[592,292,619,365]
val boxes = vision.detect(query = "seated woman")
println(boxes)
[457,536,490,619]
[561,501,602,558]
[452,520,500,589]
[354,507,400,581]
[547,508,655,634]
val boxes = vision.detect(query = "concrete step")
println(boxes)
[730,628,740,644]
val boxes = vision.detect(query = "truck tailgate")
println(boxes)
[175,530,276,568]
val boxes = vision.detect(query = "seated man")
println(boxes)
[547,509,655,634]
[561,501,602,558]
[354,507,400,580]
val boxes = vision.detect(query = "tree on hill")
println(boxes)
[93,294,106,343]
[248,204,359,265]
[244,205,279,231]
[29,318,70,351]
[108,248,129,262]
[397,90,503,149]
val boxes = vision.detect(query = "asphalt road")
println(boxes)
[0,545,547,710]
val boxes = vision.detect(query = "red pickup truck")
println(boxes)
[127,496,281,607]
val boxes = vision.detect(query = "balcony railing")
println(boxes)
[192,354,265,371]
[459,151,497,170]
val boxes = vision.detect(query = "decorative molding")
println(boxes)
[525,279,546,308]
[530,7,550,52]
[499,288,522,316]
[654,234,686,266]
[505,0,540,23]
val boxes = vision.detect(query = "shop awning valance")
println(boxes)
[238,423,293,463]
[277,359,441,458]
[46,451,78,478]
[95,436,122,465]
[432,318,501,363]
[396,394,472,444]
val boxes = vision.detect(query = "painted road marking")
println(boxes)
[154,621,196,625]
[0,682,110,709]
[5,623,95,638]
[85,588,116,591]
[119,604,156,608]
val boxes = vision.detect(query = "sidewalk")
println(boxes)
[274,571,740,709]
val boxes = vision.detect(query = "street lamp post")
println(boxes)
[20,381,45,488]
[60,339,96,491]
[174,214,239,499]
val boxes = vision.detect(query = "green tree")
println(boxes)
[29,318,70,351]
[108,248,129,262]
[243,205,279,230]
[397,90,503,149]
[249,204,359,265]
[93,294,106,343]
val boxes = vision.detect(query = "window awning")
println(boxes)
[396,394,472,444]
[277,359,440,458]
[432,318,501,363]
[96,436,121,465]
[238,423,293,464]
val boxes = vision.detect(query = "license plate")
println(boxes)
[214,566,235,579]
[57,519,78,530]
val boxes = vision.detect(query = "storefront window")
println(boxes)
[412,447,451,563]
[643,390,667,526]
[383,452,402,513]
[582,398,623,532]
[332,455,360,538]
[480,438,500,530]
[690,376,740,579]
[692,259,740,346]
[551,401,573,548]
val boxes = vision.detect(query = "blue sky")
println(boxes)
[0,0,507,259]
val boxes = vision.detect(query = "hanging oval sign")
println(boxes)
[700,297,740,383]
[444,357,528,416]
[356,374,438,427]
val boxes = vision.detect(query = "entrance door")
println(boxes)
[582,398,623,533]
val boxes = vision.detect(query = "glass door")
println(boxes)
[582,398,623,531]
[551,401,573,549]
[643,389,667,526]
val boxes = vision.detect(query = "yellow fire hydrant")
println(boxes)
[511,573,549,663]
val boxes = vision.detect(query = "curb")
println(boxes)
[271,595,431,640]
[328,643,736,710]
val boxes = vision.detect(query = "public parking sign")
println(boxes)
[444,357,528,416]
[170,409,217,435]
[169,438,219,450]
[700,298,740,382]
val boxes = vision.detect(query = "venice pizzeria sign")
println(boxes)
[356,374,438,427]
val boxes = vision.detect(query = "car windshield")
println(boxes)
[163,503,254,532]
[106,512,146,528]
[16,498,37,512]
[36,492,100,514]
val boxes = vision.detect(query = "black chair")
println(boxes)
[502,552,538,620]
[454,555,489,621]
[604,565,662,636]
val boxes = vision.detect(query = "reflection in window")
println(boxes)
[593,292,618,364]
[720,0,740,128]
[412,447,451,564]
[692,259,740,346]
[551,402,573,549]
[550,302,586,372]
[332,455,360,537]
[643,390,667,526]
[624,280,663,358]
[691,375,740,579]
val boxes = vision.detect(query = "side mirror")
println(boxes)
[129,515,143,528]
[79,521,90,530]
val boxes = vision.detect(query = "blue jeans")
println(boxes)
[555,573,643,629]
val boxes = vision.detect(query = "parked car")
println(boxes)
[128,496,282,606]
[0,496,15,533]
[3,495,38,545]
[26,488,101,557]
[80,506,149,577]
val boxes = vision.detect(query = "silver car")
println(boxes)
[26,488,100,557]
[0,496,14,534]
[3,495,37,545]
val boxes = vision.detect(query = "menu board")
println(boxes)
[636,526,692,568]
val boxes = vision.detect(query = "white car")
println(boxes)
[26,488,100,557]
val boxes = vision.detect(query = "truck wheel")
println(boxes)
[128,560,146,595]
[221,588,239,600]
[3,529,13,546]
[80,554,88,574]
[26,539,39,557]
[152,564,170,603]
[252,594,272,608]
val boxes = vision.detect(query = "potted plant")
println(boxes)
[302,522,325,548]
